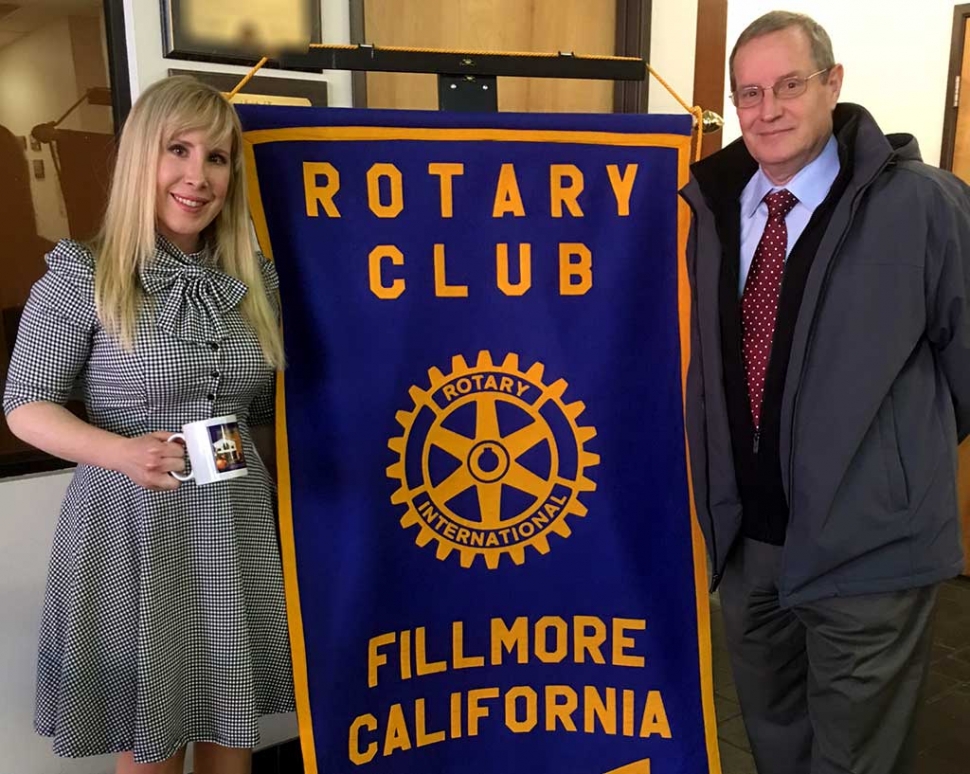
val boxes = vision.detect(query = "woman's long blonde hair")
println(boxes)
[94,75,285,368]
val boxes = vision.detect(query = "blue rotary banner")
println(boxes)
[238,106,719,774]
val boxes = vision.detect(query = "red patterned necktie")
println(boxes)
[741,188,798,430]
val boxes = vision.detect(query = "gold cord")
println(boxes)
[227,56,270,100]
[228,47,708,159]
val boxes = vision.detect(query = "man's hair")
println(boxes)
[729,11,836,92]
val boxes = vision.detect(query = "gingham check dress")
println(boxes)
[2,238,295,763]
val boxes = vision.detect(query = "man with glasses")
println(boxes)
[680,10,970,774]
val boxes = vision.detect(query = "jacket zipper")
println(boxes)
[785,160,892,534]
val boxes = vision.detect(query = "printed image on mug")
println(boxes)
[208,422,246,472]
[168,414,249,485]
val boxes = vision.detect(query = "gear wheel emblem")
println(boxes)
[386,351,599,569]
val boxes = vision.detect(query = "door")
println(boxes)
[958,443,970,575]
[942,5,970,182]
[692,0,727,159]
[940,5,970,573]
[357,0,619,112]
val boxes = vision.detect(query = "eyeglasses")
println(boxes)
[731,69,830,109]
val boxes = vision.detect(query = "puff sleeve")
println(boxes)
[2,240,98,415]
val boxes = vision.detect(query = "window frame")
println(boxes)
[0,1,131,480]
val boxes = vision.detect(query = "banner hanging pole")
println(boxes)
[225,43,723,149]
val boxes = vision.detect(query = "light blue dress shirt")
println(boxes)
[738,135,841,295]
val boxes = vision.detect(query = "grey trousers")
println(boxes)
[719,538,939,774]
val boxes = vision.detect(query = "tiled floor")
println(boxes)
[258,578,970,774]
[712,576,970,774]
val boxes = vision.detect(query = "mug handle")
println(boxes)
[166,433,194,482]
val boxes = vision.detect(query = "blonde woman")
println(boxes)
[3,76,293,773]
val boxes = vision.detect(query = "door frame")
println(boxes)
[614,0,653,113]
[939,3,970,171]
[692,0,728,158]
[102,0,132,127]
[348,0,652,112]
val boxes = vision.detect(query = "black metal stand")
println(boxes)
[438,74,497,111]
[277,44,645,113]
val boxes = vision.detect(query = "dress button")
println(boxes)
[208,342,219,351]
[207,393,215,401]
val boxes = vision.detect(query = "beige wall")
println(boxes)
[0,17,75,240]
[0,12,115,315]
[0,13,114,243]
[648,0,698,115]
[69,14,114,133]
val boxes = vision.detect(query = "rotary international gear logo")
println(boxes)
[386,351,599,569]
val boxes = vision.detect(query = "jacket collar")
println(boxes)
[682,103,909,211]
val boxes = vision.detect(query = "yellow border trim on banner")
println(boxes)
[244,125,691,149]
[244,124,719,774]
[274,370,319,771]
[244,138,320,774]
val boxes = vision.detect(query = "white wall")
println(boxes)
[0,3,353,773]
[722,1,954,166]
[648,0,698,115]
[0,472,86,773]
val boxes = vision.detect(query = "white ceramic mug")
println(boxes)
[167,414,249,485]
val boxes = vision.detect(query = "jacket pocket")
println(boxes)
[877,392,909,511]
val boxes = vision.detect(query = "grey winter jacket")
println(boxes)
[680,103,970,606]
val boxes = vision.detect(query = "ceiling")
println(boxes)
[0,0,101,52]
